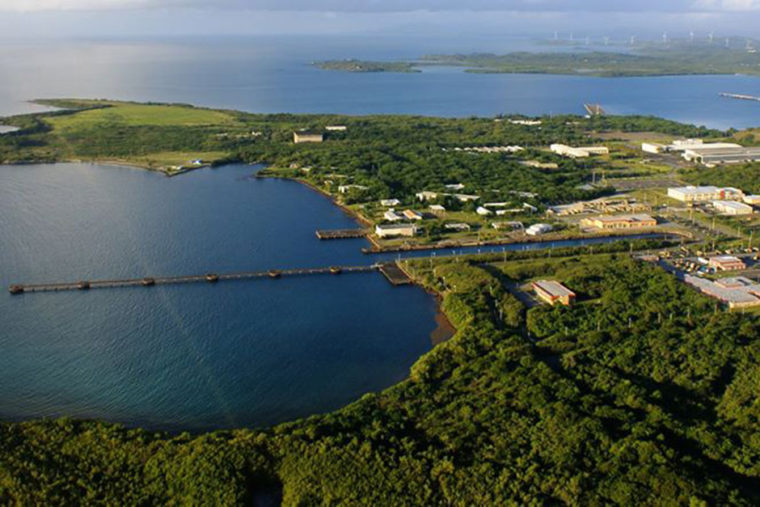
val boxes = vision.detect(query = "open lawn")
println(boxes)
[46,102,238,130]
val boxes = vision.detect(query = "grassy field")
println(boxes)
[46,102,239,130]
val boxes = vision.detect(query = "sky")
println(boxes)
[0,0,759,40]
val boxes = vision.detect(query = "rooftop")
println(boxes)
[533,280,575,298]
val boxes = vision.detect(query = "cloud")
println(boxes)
[693,0,760,10]
[2,0,760,12]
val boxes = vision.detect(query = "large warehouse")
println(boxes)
[683,146,760,165]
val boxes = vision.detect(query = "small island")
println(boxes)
[314,59,420,73]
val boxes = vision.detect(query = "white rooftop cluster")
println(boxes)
[550,144,609,158]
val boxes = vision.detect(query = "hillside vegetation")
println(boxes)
[2,241,760,504]
[0,99,721,203]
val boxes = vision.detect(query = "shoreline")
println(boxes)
[256,172,374,227]
[362,228,689,254]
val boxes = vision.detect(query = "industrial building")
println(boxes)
[667,186,744,203]
[685,275,760,309]
[713,200,754,216]
[375,223,418,238]
[402,209,424,221]
[532,280,576,306]
[641,142,666,154]
[293,130,324,143]
[338,184,368,194]
[444,223,471,232]
[550,144,609,158]
[415,191,480,203]
[580,214,657,230]
[416,191,439,202]
[383,210,403,222]
[526,223,552,236]
[683,146,760,165]
[709,256,747,272]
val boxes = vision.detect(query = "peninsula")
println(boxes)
[4,100,760,503]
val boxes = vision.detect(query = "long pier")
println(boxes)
[8,262,413,296]
[719,92,760,103]
[315,228,368,240]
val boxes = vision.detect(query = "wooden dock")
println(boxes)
[315,228,368,240]
[378,262,413,286]
[584,103,605,116]
[8,265,384,296]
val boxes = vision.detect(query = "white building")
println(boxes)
[520,160,559,169]
[667,186,744,203]
[325,125,347,131]
[416,191,439,201]
[526,223,553,236]
[293,131,324,143]
[454,194,480,203]
[744,195,760,206]
[338,184,368,194]
[429,204,446,212]
[402,209,424,221]
[383,210,403,222]
[509,119,542,126]
[444,223,471,231]
[683,146,760,165]
[375,223,418,238]
[444,183,466,191]
[668,139,706,151]
[641,142,665,154]
[380,199,401,207]
[713,200,754,216]
[492,221,523,231]
[550,144,609,158]
[476,206,493,216]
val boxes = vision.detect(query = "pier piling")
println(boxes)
[8,264,393,296]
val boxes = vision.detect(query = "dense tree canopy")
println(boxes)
[2,242,759,504]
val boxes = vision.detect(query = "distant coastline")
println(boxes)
[315,43,760,77]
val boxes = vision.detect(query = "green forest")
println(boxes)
[3,240,760,504]
[0,99,722,208]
